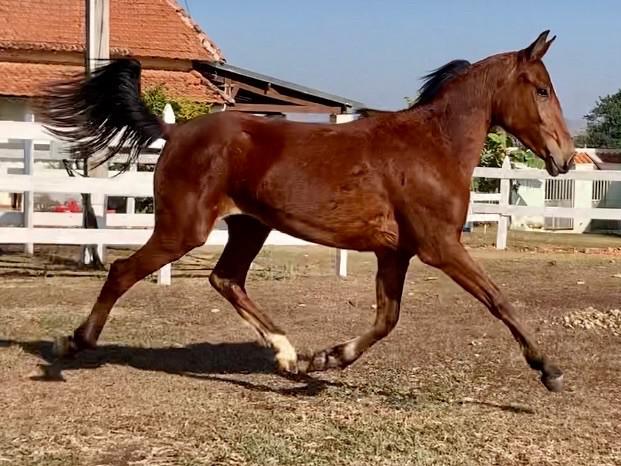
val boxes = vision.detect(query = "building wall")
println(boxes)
[509,161,621,233]
[0,96,27,121]
[511,179,545,230]
[590,165,621,232]
[0,97,28,206]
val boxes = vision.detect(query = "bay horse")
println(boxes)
[42,30,574,391]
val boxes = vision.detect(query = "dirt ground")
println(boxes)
[0,229,620,465]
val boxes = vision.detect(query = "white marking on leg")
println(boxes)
[267,333,298,372]
[342,338,359,362]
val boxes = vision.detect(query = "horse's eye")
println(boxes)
[536,87,549,98]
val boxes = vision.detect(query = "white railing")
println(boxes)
[0,172,313,285]
[471,158,621,248]
[0,119,312,285]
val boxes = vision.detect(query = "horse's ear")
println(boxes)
[522,30,556,61]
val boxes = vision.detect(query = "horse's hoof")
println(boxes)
[52,336,77,359]
[276,357,299,375]
[297,357,311,374]
[29,363,65,381]
[541,372,564,392]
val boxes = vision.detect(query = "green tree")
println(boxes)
[142,85,212,123]
[474,129,507,192]
[573,133,588,148]
[474,128,543,192]
[583,89,621,148]
[130,87,213,213]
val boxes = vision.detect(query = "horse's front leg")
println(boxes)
[418,238,563,392]
[300,250,409,373]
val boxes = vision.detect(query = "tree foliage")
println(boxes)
[573,133,588,148]
[474,128,543,192]
[131,87,213,213]
[583,89,621,149]
[142,86,212,123]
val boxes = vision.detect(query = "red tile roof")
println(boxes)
[0,61,231,103]
[574,152,594,164]
[0,0,223,61]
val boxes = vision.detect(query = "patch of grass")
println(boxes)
[1,247,620,465]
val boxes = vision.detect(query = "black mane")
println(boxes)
[357,59,472,118]
[410,59,471,108]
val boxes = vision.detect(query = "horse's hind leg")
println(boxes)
[54,192,218,357]
[209,215,298,373]
[301,250,409,373]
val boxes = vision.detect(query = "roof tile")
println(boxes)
[0,61,230,104]
[0,0,223,61]
[574,152,594,164]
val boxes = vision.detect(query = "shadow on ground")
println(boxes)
[0,338,340,396]
[0,338,536,414]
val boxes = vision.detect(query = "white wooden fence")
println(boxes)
[471,158,621,248]
[0,119,315,285]
[0,170,317,285]
[2,121,621,285]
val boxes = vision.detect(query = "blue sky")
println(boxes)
[187,0,620,122]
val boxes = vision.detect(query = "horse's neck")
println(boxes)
[432,74,495,172]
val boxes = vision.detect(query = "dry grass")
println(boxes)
[0,230,620,465]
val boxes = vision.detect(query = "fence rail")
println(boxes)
[471,158,621,247]
[0,172,312,285]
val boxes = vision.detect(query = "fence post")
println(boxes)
[126,163,137,215]
[23,111,35,255]
[155,103,175,285]
[496,156,511,250]
[335,249,348,278]
[330,112,358,278]
[83,0,109,265]
[157,264,171,286]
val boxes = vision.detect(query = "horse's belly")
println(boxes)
[234,205,399,252]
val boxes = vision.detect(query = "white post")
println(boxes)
[126,163,136,215]
[23,111,35,254]
[82,0,110,265]
[157,264,171,286]
[155,104,175,285]
[330,112,357,278]
[162,103,175,125]
[573,164,594,233]
[496,156,511,250]
[336,250,348,278]
[86,0,110,73]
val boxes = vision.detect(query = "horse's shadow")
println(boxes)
[0,338,333,396]
[0,339,535,414]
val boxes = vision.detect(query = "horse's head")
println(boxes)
[493,31,575,176]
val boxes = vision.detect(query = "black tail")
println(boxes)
[40,58,169,170]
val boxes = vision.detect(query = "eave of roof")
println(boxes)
[202,61,366,111]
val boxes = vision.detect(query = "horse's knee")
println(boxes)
[417,248,446,268]
[101,258,132,293]
[209,271,242,300]
[106,258,124,281]
[208,271,224,292]
[417,241,464,269]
